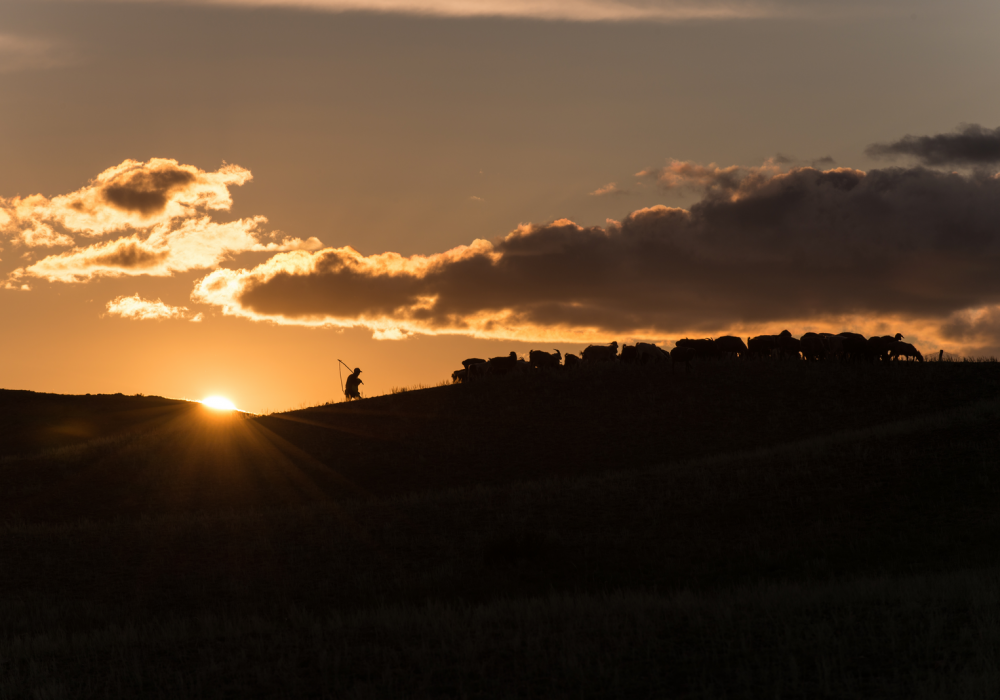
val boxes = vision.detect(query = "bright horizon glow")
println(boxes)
[202,396,238,411]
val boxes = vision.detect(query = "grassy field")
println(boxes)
[2,359,999,697]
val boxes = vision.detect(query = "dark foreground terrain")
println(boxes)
[2,360,999,698]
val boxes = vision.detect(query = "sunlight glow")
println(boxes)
[202,396,237,411]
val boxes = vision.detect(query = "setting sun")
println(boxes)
[201,396,237,411]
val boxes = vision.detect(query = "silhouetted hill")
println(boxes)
[0,389,192,458]
[261,359,1000,494]
[1,360,998,522]
[4,362,1000,698]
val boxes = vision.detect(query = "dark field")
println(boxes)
[2,360,1000,698]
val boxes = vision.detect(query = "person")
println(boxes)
[344,367,363,400]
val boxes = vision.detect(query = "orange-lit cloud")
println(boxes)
[10,217,322,284]
[1,158,251,246]
[190,161,1000,358]
[14,224,74,248]
[635,158,787,199]
[1,159,322,286]
[105,294,203,322]
[191,238,505,337]
[588,182,627,197]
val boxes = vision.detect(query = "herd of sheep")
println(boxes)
[450,330,926,382]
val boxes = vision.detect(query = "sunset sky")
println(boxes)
[3,0,1000,412]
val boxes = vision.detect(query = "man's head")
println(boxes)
[353,368,361,375]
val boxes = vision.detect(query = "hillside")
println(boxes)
[265,358,1000,494]
[0,390,193,457]
[3,361,1000,698]
[2,360,999,522]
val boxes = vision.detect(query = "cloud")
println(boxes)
[189,161,1000,356]
[936,306,1000,351]
[1,158,252,246]
[105,294,203,321]
[2,158,322,285]
[635,158,783,199]
[865,124,1000,167]
[80,0,917,22]
[0,34,67,73]
[250,235,326,252]
[588,182,628,197]
[191,238,501,335]
[14,217,322,283]
[16,224,74,248]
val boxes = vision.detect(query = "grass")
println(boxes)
[4,569,999,699]
[2,360,1000,696]
[388,380,452,395]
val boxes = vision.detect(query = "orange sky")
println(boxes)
[2,1,1000,413]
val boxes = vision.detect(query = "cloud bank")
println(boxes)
[191,159,1000,354]
[84,0,913,22]
[1,158,322,287]
[866,124,1000,166]
[11,128,1000,354]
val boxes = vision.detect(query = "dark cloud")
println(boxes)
[865,124,1000,166]
[102,167,197,215]
[812,156,836,167]
[936,306,1000,359]
[194,163,1000,342]
[89,240,169,268]
[938,307,1000,343]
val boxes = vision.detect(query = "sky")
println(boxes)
[2,0,1000,412]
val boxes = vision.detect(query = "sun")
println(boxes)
[201,395,237,411]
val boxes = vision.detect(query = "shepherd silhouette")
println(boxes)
[345,367,363,400]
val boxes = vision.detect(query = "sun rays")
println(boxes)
[201,395,237,411]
